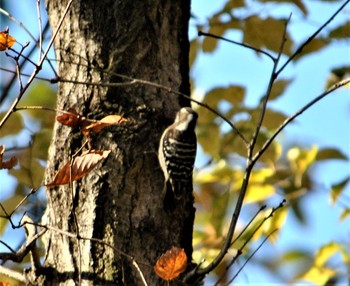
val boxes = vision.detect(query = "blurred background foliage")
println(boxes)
[0,0,349,285]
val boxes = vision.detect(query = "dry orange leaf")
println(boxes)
[46,150,110,187]
[56,108,83,128]
[154,247,187,281]
[83,115,128,135]
[0,145,18,170]
[0,31,16,51]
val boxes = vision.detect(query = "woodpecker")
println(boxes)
[158,107,198,196]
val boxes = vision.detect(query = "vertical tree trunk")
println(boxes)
[40,0,193,285]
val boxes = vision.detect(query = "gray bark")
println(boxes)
[39,0,194,285]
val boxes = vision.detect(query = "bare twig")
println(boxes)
[32,222,149,286]
[0,0,73,128]
[0,265,26,283]
[277,0,350,77]
[227,229,279,284]
[55,75,249,146]
[249,14,291,159]
[36,0,43,62]
[253,78,350,164]
[198,31,275,62]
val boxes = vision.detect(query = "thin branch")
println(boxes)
[249,14,291,159]
[36,0,43,62]
[227,229,279,284]
[252,78,350,164]
[0,0,73,128]
[215,200,286,286]
[32,222,149,285]
[56,75,249,146]
[0,265,26,283]
[276,0,350,77]
[198,31,276,62]
[186,16,292,282]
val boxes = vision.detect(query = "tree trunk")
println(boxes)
[39,0,193,285]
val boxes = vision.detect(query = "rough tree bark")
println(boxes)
[38,0,194,285]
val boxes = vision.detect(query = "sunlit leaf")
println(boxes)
[46,150,111,187]
[56,108,83,129]
[82,115,128,135]
[264,207,288,243]
[315,242,343,267]
[287,146,318,187]
[154,247,187,281]
[330,177,349,204]
[301,266,336,285]
[340,209,350,221]
[244,168,276,203]
[0,31,16,51]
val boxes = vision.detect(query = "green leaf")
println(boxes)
[340,208,350,221]
[330,176,349,204]
[9,157,45,188]
[259,0,308,15]
[204,85,245,107]
[326,65,350,89]
[316,147,348,161]
[295,38,328,60]
[262,109,288,130]
[267,79,292,101]
[243,16,293,55]
[224,0,245,11]
[197,123,221,159]
[0,112,24,137]
[31,128,53,161]
[20,82,57,128]
[328,21,350,39]
[189,39,199,67]
[201,16,241,53]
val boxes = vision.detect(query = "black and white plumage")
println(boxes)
[158,107,198,196]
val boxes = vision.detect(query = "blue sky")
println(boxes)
[190,0,349,284]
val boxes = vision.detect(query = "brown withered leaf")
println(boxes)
[0,145,18,170]
[82,115,128,135]
[46,150,110,187]
[0,31,16,51]
[56,108,84,128]
[154,247,187,281]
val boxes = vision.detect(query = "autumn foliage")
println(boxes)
[154,247,188,281]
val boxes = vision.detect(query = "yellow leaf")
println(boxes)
[315,242,342,267]
[301,266,336,285]
[0,31,16,51]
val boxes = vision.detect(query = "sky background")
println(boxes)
[0,0,349,284]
